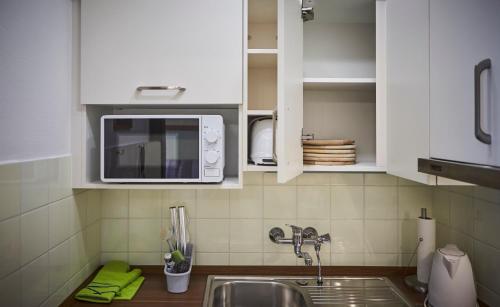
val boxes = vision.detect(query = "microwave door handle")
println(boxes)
[474,59,492,144]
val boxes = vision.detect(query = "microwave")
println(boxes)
[101,115,224,183]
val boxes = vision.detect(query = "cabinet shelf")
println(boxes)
[247,109,274,116]
[245,162,385,173]
[304,162,385,173]
[248,48,278,54]
[77,177,241,189]
[246,164,277,172]
[303,77,376,91]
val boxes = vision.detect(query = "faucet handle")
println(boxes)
[286,224,303,234]
[269,227,285,243]
[317,233,331,243]
[303,227,318,239]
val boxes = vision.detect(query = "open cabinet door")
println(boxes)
[386,0,435,184]
[276,0,303,183]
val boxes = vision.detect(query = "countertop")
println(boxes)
[61,265,432,307]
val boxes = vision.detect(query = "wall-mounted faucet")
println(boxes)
[269,224,331,285]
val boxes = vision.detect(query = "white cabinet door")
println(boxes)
[386,0,436,184]
[430,0,500,166]
[276,0,303,183]
[81,0,242,105]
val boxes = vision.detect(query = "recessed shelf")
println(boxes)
[78,177,241,189]
[303,78,376,91]
[248,53,277,68]
[247,109,273,116]
[303,162,385,173]
[248,48,278,54]
[246,164,277,172]
[245,162,385,173]
[248,66,277,110]
[248,0,277,24]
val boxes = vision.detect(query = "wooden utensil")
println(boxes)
[303,153,356,158]
[304,157,356,162]
[302,139,355,146]
[303,145,356,150]
[303,149,356,154]
[304,161,355,165]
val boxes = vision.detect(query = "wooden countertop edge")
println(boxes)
[140,265,417,276]
[61,265,488,307]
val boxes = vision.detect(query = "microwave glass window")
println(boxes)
[103,118,200,180]
[164,119,200,179]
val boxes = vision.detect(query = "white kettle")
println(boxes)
[249,118,276,165]
[426,244,477,307]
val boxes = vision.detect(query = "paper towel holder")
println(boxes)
[404,274,428,294]
[404,208,435,294]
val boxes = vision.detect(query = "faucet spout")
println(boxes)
[269,225,331,282]
[296,251,312,266]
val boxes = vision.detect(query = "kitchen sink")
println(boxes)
[203,276,414,307]
[211,280,309,307]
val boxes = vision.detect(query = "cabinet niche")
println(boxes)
[247,0,278,112]
[73,105,241,189]
[302,0,381,171]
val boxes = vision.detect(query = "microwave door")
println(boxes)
[106,142,143,179]
[143,141,162,178]
[164,118,200,181]
[103,117,165,180]
[110,141,162,180]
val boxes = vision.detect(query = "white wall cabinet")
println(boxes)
[429,0,500,166]
[74,1,243,189]
[385,0,494,185]
[244,0,387,183]
[275,0,304,183]
[77,0,491,188]
[81,0,243,105]
[385,0,436,184]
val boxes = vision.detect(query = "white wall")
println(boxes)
[0,0,73,163]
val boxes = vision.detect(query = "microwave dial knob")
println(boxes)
[205,130,218,143]
[205,150,219,164]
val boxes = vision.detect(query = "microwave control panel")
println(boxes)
[201,115,224,182]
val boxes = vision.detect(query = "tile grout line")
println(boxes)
[258,182,266,265]
[396,179,401,266]
[127,189,130,263]
[226,189,231,260]
[362,174,366,266]
[476,281,500,300]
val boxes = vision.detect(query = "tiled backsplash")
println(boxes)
[433,185,500,306]
[100,173,434,267]
[2,158,499,306]
[0,157,101,307]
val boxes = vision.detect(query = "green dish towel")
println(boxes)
[114,276,145,300]
[75,261,144,303]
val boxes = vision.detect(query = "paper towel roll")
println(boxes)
[417,216,436,283]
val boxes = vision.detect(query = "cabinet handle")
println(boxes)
[136,86,186,92]
[272,109,278,162]
[474,59,492,144]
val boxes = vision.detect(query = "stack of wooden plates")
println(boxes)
[302,139,356,165]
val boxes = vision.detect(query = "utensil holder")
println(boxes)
[164,244,194,293]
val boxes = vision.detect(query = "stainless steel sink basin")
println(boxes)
[211,280,309,307]
[203,276,414,307]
